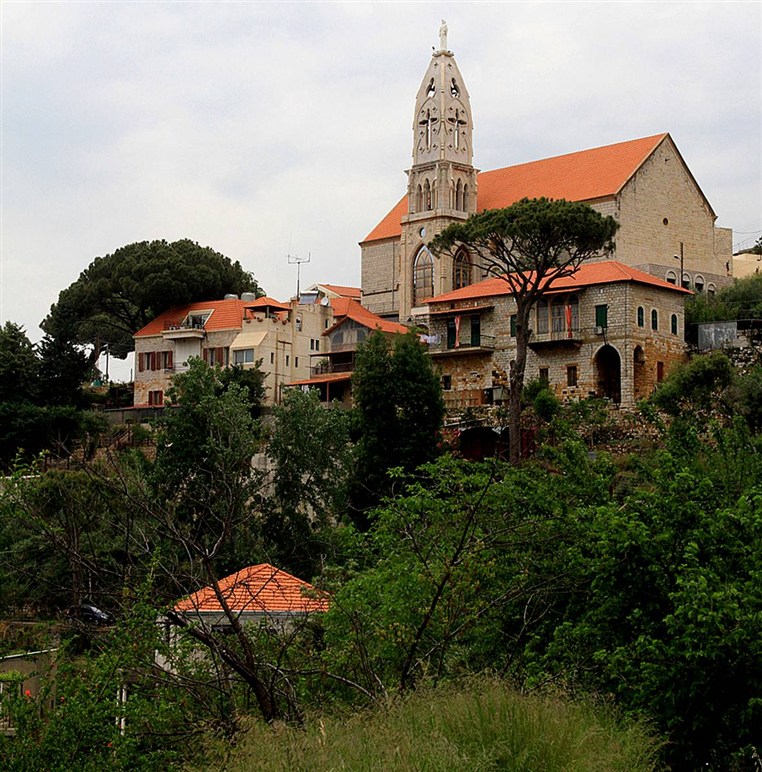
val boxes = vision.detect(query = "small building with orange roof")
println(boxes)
[172,563,329,630]
[425,260,691,408]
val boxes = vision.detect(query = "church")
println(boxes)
[360,26,733,324]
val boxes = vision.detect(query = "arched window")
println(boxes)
[455,179,463,211]
[651,309,658,331]
[413,247,434,307]
[416,185,423,213]
[551,298,566,333]
[665,270,677,285]
[463,184,468,210]
[637,306,644,327]
[671,314,678,335]
[694,275,705,292]
[681,272,690,290]
[453,249,471,289]
[707,283,716,296]
[424,179,432,210]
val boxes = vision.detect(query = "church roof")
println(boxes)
[362,133,669,243]
[427,260,692,306]
[174,563,329,615]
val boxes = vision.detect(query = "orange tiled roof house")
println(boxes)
[360,38,733,326]
[426,261,691,408]
[133,286,361,408]
[156,564,329,672]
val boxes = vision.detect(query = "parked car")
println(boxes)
[67,602,114,626]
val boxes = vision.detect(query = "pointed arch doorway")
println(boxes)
[595,345,621,403]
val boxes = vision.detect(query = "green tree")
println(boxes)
[350,331,444,519]
[0,322,39,403]
[264,388,354,575]
[430,198,618,463]
[686,272,762,324]
[42,239,262,364]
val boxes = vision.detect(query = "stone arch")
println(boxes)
[594,344,621,403]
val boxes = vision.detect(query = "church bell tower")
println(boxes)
[399,22,478,320]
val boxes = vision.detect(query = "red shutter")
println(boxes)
[216,347,224,365]
[167,350,173,369]
[138,353,144,372]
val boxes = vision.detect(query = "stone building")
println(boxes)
[425,261,691,408]
[360,33,733,323]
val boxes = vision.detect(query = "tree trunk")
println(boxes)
[508,308,530,465]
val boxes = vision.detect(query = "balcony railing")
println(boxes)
[443,388,488,409]
[310,361,355,377]
[427,333,496,355]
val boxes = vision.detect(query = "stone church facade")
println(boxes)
[360,33,733,324]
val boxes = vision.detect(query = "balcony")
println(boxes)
[427,333,496,357]
[310,361,355,377]
[442,388,489,409]
[162,321,205,340]
[528,327,584,351]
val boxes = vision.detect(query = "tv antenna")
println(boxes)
[287,252,311,298]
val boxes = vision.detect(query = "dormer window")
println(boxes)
[183,311,212,329]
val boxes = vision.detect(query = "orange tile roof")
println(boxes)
[174,563,329,615]
[427,260,692,305]
[134,298,250,337]
[247,296,290,311]
[362,134,668,243]
[321,284,361,299]
[325,298,408,336]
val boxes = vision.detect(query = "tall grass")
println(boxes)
[199,678,660,771]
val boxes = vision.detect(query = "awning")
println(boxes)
[286,373,352,387]
[229,330,268,349]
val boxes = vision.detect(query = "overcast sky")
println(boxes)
[2,1,760,379]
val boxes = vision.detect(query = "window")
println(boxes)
[285,355,290,366]
[539,367,549,385]
[681,273,690,290]
[637,306,644,327]
[148,390,163,406]
[442,374,452,391]
[413,247,434,307]
[470,315,481,347]
[234,348,255,365]
[270,352,275,364]
[566,365,578,388]
[694,276,704,292]
[651,309,658,331]
[510,314,517,337]
[595,304,608,329]
[707,283,716,297]
[447,317,457,348]
[665,270,677,285]
[536,299,549,334]
[310,339,314,351]
[453,249,471,289]
[551,299,565,333]
[671,314,678,335]
[657,361,665,382]
[315,339,320,352]
[295,357,299,367]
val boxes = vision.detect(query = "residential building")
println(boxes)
[361,35,733,323]
[425,261,691,407]
[133,289,354,407]
[286,298,408,405]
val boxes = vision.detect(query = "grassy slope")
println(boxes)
[200,679,660,772]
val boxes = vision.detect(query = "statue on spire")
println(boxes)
[439,20,448,52]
